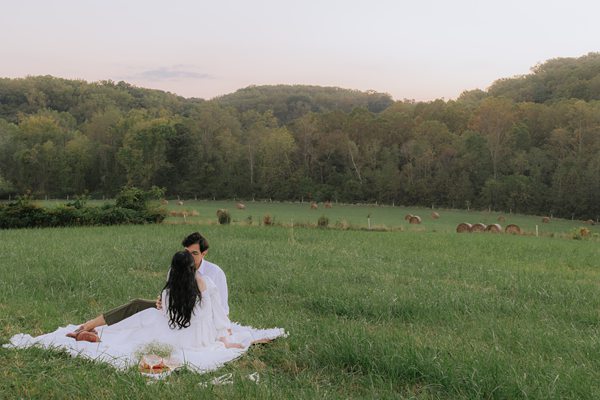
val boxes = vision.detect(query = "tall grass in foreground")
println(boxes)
[1,224,600,399]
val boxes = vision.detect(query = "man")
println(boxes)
[72,232,229,335]
[179,231,229,316]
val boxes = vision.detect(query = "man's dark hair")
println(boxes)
[182,232,209,252]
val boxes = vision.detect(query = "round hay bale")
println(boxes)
[236,202,246,210]
[431,211,440,219]
[456,223,472,233]
[160,199,169,205]
[497,215,506,222]
[505,224,521,234]
[470,223,486,233]
[190,210,199,216]
[584,219,595,225]
[324,201,333,209]
[542,216,550,223]
[177,200,184,206]
[404,214,413,221]
[409,215,421,224]
[310,202,318,209]
[486,223,502,233]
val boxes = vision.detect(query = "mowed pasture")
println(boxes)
[1,214,600,398]
[159,200,599,237]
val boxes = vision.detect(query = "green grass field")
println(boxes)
[1,203,600,399]
[162,200,598,237]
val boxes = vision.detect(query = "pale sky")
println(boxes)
[1,0,598,101]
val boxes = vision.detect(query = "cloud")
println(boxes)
[124,66,214,81]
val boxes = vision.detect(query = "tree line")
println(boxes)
[0,53,599,219]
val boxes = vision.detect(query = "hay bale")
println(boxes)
[168,211,178,217]
[404,214,413,221]
[190,210,199,216]
[160,199,169,205]
[310,202,318,209]
[177,200,184,206]
[324,201,333,209]
[505,224,521,234]
[470,223,486,233]
[497,215,506,222]
[580,227,591,237]
[409,215,421,224]
[431,211,440,219]
[584,219,595,225]
[456,223,472,233]
[236,202,246,210]
[486,223,502,233]
[542,216,550,223]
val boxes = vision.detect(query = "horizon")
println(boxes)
[1,0,599,102]
[3,50,594,103]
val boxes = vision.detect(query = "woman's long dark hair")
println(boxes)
[162,251,201,329]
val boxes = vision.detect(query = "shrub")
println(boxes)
[572,227,591,240]
[0,187,166,229]
[0,195,49,229]
[317,215,329,228]
[48,205,83,226]
[115,186,164,211]
[216,209,231,225]
[98,207,139,225]
[144,208,167,224]
[263,214,273,226]
[66,193,90,209]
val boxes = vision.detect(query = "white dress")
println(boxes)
[4,277,286,373]
[99,276,232,350]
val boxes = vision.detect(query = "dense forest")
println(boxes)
[1,53,599,219]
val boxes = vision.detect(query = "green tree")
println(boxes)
[256,127,297,197]
[117,116,174,189]
[470,97,517,179]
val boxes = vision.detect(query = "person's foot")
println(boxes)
[66,326,97,339]
[224,341,244,349]
[76,330,100,342]
[67,315,106,338]
[66,326,84,339]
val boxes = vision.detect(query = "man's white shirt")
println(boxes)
[197,259,229,316]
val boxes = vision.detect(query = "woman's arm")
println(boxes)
[204,277,242,348]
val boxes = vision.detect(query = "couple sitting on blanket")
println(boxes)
[68,232,265,349]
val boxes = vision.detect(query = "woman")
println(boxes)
[94,250,243,350]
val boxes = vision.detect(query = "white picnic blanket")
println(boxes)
[4,321,286,373]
